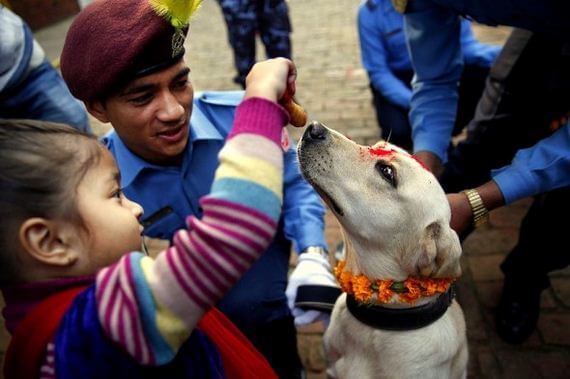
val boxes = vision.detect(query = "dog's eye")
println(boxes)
[376,162,396,187]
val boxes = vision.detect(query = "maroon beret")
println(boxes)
[61,0,189,101]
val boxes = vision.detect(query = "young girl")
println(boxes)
[0,58,298,379]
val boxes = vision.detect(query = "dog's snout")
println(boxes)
[306,121,328,140]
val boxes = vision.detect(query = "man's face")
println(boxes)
[91,60,194,165]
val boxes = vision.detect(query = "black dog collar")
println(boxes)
[346,285,456,331]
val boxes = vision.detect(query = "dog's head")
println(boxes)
[298,122,461,280]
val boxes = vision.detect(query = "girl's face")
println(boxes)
[74,148,144,273]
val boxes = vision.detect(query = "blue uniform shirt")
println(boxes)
[357,0,500,110]
[403,0,570,203]
[103,91,327,326]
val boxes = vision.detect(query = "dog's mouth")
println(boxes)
[312,183,344,216]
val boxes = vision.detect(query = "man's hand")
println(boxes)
[447,192,474,236]
[448,180,505,237]
[414,151,444,178]
[286,249,339,326]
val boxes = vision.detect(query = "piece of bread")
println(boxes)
[282,98,308,127]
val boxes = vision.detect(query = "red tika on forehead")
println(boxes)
[368,145,395,158]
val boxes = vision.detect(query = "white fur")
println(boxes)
[298,123,468,379]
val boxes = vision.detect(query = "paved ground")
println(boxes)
[2,0,569,378]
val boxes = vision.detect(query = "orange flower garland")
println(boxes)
[334,261,454,305]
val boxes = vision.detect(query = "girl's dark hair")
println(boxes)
[0,119,102,283]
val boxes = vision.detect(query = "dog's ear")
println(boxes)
[416,222,462,278]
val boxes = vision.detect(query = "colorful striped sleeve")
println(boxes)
[95,97,289,365]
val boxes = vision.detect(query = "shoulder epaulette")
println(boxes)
[195,91,244,107]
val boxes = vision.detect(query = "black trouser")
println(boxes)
[501,187,570,291]
[242,316,303,379]
[217,0,292,87]
[440,29,570,290]
[371,64,489,151]
[217,225,302,379]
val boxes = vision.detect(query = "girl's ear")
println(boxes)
[86,99,110,123]
[19,218,79,267]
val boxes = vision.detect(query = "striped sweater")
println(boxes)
[37,97,288,376]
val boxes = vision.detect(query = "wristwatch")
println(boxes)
[462,189,489,228]
[302,246,329,260]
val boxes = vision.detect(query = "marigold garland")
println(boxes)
[334,261,454,305]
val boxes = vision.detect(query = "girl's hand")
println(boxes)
[244,58,296,103]
[244,58,308,126]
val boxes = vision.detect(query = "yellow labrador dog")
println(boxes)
[297,122,467,379]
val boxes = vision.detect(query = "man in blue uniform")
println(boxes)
[402,0,570,174]
[357,0,500,150]
[399,0,570,344]
[100,91,333,377]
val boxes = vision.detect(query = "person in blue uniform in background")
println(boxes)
[216,0,292,88]
[357,0,500,151]
[399,0,570,345]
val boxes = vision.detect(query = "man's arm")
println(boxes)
[358,4,412,109]
[491,122,570,204]
[459,19,501,68]
[404,2,463,172]
[281,140,327,252]
[449,123,570,234]
[448,180,504,234]
[282,138,340,326]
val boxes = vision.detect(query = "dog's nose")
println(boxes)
[306,121,327,140]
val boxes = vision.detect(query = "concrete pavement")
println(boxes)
[2,0,568,378]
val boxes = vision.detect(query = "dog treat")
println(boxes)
[282,97,308,127]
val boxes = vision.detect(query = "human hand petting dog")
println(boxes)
[448,180,505,236]
[414,150,444,178]
[412,150,506,237]
[286,249,340,326]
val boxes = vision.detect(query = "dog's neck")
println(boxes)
[338,239,454,308]
[340,236,457,330]
[345,286,456,330]
[341,236,409,282]
[335,260,453,307]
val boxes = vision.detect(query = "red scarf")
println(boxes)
[4,285,277,379]
[198,307,278,379]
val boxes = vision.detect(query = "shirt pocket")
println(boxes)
[141,206,186,241]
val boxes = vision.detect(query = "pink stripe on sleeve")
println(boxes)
[165,247,211,309]
[227,97,288,144]
[174,231,237,290]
